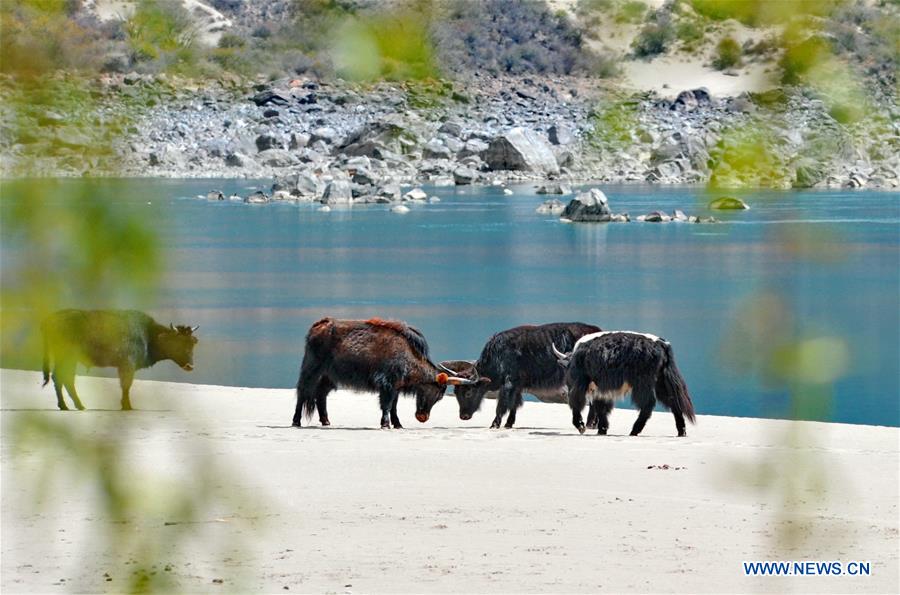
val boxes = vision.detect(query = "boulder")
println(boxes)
[459,138,489,158]
[206,190,225,201]
[403,188,428,202]
[643,211,670,222]
[548,123,575,146]
[453,166,477,185]
[256,133,283,152]
[251,90,289,107]
[708,196,750,210]
[257,149,294,167]
[391,205,411,214]
[536,183,572,195]
[272,190,292,201]
[535,199,566,215]
[228,194,242,201]
[322,179,353,204]
[484,127,560,175]
[310,126,339,145]
[289,132,310,150]
[376,184,402,202]
[793,159,826,188]
[560,188,611,222]
[422,138,452,160]
[672,209,688,221]
[225,152,250,167]
[438,121,463,138]
[245,191,269,204]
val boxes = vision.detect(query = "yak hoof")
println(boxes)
[320,419,330,426]
[57,405,69,411]
[490,421,501,429]
[392,422,403,429]
[576,423,586,435]
[504,422,515,429]
[586,421,598,430]
[598,427,608,435]
[678,430,687,437]
[381,421,391,429]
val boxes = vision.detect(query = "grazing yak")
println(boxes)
[292,317,475,429]
[439,322,603,429]
[553,331,696,437]
[41,309,199,411]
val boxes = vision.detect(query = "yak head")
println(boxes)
[438,360,492,421]
[157,324,199,371]
[413,364,482,423]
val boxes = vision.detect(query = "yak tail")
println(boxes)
[41,323,50,387]
[659,343,695,424]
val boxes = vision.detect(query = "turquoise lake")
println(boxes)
[3,179,898,426]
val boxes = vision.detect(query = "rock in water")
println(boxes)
[403,188,427,202]
[536,183,572,195]
[206,190,225,201]
[708,196,750,210]
[484,127,560,175]
[535,199,566,215]
[391,205,411,214]
[245,191,269,204]
[560,188,611,222]
[453,166,477,185]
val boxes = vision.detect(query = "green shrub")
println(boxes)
[125,0,194,62]
[675,19,705,50]
[712,36,742,70]
[632,20,673,58]
[779,35,830,84]
[217,33,246,49]
[615,1,647,24]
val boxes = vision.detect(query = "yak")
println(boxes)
[553,331,696,437]
[292,317,475,429]
[438,322,603,429]
[41,309,199,411]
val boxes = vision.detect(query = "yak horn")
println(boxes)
[169,323,176,331]
[551,343,571,361]
[190,325,199,332]
[435,371,478,386]
[437,362,460,375]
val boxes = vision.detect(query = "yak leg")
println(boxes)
[586,401,599,429]
[390,397,403,429]
[629,384,656,436]
[503,388,523,429]
[567,376,591,435]
[592,399,614,435]
[118,366,135,411]
[61,370,86,411]
[671,410,687,437]
[490,382,514,429]
[378,388,398,429]
[51,361,72,411]
[314,377,334,426]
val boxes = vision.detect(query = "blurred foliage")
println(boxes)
[712,36,742,70]
[587,95,641,148]
[1,12,256,591]
[707,121,785,189]
[632,12,674,58]
[690,0,846,26]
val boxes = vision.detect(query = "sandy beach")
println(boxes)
[1,368,897,593]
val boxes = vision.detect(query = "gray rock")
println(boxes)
[352,167,377,185]
[289,132,310,150]
[438,121,464,138]
[708,196,750,210]
[251,90,289,107]
[484,127,560,175]
[256,133,283,152]
[310,126,338,145]
[257,149,294,167]
[228,194,242,201]
[376,184,402,201]
[459,138,489,158]
[535,199,566,215]
[322,179,353,204]
[206,190,225,201]
[453,166,477,185]
[672,209,688,221]
[548,123,575,146]
[644,211,670,222]
[245,191,269,204]
[403,188,428,202]
[536,183,572,195]
[560,188,611,222]
[391,204,411,214]
[423,138,452,160]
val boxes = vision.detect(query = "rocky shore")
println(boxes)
[2,73,898,193]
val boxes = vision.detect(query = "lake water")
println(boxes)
[3,179,898,426]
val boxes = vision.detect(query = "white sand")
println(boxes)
[2,368,898,593]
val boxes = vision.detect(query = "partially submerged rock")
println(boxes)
[708,196,749,210]
[560,188,611,222]
[245,190,269,204]
[536,199,566,215]
[206,190,225,201]
[536,183,572,195]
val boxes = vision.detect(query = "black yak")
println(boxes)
[553,331,696,437]
[41,309,199,411]
[438,322,603,429]
[292,317,475,429]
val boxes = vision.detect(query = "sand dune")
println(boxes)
[2,368,897,593]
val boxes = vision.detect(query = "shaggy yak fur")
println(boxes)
[440,322,604,429]
[292,317,472,429]
[557,331,696,437]
[41,309,198,411]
